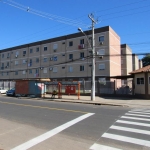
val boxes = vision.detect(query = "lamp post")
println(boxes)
[78,26,95,101]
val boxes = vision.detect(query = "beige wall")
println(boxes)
[148,73,150,95]
[0,26,129,81]
[134,73,145,94]
[109,27,121,77]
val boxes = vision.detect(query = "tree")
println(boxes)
[142,54,150,67]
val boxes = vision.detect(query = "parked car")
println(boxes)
[0,88,8,94]
[6,88,15,96]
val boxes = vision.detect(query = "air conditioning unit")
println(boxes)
[50,57,53,61]
[7,56,9,58]
[23,54,25,56]
[49,67,53,71]
[5,66,8,68]
[15,55,18,58]
[99,56,103,59]
[100,42,103,45]
[53,49,57,52]
[81,58,84,61]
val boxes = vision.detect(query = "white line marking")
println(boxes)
[130,110,150,113]
[102,133,150,147]
[116,120,150,127]
[125,113,150,118]
[131,108,150,111]
[11,113,94,150]
[90,143,122,150]
[121,116,150,121]
[110,125,150,135]
[128,111,150,115]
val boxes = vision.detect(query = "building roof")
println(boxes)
[129,65,150,74]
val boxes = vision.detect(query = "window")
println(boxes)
[29,69,32,74]
[30,49,33,53]
[7,62,9,67]
[35,69,39,74]
[36,47,39,52]
[22,70,26,74]
[80,52,84,58]
[53,44,58,51]
[43,57,48,62]
[80,65,84,71]
[15,71,18,75]
[2,54,4,58]
[23,60,26,64]
[99,36,104,42]
[23,51,26,55]
[137,78,144,85]
[69,54,73,59]
[69,41,73,46]
[99,64,105,70]
[68,66,73,72]
[36,58,39,63]
[43,68,47,73]
[15,61,18,65]
[7,53,10,58]
[80,39,84,44]
[1,72,3,76]
[6,72,9,76]
[53,56,57,61]
[62,66,65,69]
[44,46,47,51]
[28,59,32,67]
[53,67,58,73]
[97,49,105,55]
[16,51,19,55]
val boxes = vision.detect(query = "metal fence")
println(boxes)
[0,81,15,90]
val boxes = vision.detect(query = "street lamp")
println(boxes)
[78,27,95,101]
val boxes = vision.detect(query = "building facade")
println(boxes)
[0,26,122,82]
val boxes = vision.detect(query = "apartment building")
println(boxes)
[0,26,121,82]
[121,44,139,85]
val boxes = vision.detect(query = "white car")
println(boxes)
[0,88,8,94]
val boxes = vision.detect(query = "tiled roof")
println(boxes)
[129,65,150,74]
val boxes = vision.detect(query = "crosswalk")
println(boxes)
[90,108,150,150]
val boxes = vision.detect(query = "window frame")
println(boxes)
[99,36,104,42]
[137,77,144,85]
[44,46,48,51]
[30,48,33,53]
[80,65,84,71]
[69,41,73,47]
[80,52,84,58]
[69,54,73,60]
[99,63,105,70]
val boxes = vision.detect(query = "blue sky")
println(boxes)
[0,0,150,59]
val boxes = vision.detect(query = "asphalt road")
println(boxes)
[0,95,150,150]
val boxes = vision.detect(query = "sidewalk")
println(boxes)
[43,94,150,108]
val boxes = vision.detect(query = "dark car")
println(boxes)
[6,88,15,96]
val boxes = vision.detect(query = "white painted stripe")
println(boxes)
[117,120,150,127]
[11,113,94,150]
[90,143,122,150]
[102,133,150,147]
[125,113,150,118]
[121,116,150,121]
[130,110,150,113]
[131,108,149,111]
[110,125,150,135]
[128,111,150,115]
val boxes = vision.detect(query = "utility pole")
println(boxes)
[88,13,97,101]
